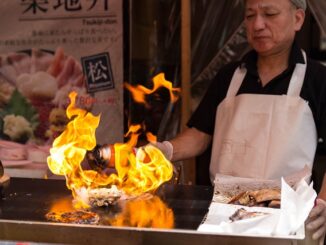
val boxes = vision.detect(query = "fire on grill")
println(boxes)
[46,74,179,223]
[45,193,175,228]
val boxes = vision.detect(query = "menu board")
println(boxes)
[0,0,123,145]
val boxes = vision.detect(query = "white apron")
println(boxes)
[210,52,317,183]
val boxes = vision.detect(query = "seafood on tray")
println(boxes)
[227,188,281,208]
[229,207,269,222]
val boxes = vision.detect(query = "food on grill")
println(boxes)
[45,210,99,224]
[88,185,124,207]
[229,208,269,222]
[228,188,281,208]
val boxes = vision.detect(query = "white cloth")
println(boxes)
[210,51,317,183]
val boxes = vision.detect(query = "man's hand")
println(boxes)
[149,141,173,161]
[306,199,326,245]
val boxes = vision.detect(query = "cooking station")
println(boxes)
[0,178,206,244]
[0,177,303,245]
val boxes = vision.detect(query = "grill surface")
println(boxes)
[0,178,212,229]
[0,178,296,245]
[0,178,215,244]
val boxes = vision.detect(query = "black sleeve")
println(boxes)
[301,60,326,193]
[317,65,326,153]
[308,60,326,153]
[187,62,239,135]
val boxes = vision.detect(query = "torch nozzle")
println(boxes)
[86,145,107,171]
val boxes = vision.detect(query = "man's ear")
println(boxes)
[294,9,305,31]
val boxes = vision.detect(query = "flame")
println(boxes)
[146,132,157,143]
[47,92,101,196]
[47,90,174,208]
[107,195,174,228]
[48,197,75,213]
[107,124,174,195]
[124,73,180,105]
[46,195,174,229]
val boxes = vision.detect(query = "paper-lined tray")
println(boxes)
[198,202,304,239]
[198,167,317,240]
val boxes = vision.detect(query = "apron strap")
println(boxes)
[287,50,307,97]
[226,67,247,98]
[226,50,307,98]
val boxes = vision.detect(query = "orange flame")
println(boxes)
[47,91,174,208]
[47,195,174,229]
[112,125,173,195]
[107,195,174,228]
[47,91,104,207]
[124,73,180,105]
[146,132,157,143]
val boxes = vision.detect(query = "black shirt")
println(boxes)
[188,42,326,151]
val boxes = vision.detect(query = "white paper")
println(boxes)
[199,203,281,236]
[273,178,317,236]
[198,177,317,239]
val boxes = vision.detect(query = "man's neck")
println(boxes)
[257,47,291,86]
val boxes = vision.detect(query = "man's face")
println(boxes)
[244,0,305,56]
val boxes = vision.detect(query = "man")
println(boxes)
[156,0,326,243]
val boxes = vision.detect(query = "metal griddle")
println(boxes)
[0,178,296,245]
[0,178,212,243]
[0,178,212,228]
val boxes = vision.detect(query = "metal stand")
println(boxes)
[0,174,10,198]
[0,160,10,197]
